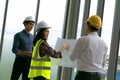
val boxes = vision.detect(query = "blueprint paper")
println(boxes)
[51,38,77,68]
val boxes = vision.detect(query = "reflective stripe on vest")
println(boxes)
[28,39,51,79]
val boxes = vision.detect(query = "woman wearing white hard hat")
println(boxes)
[28,21,69,80]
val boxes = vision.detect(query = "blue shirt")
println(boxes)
[12,30,34,59]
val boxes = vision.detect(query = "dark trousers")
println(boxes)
[33,76,46,80]
[75,71,101,80]
[10,57,31,80]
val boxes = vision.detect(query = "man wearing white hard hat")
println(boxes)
[10,16,35,80]
[28,21,69,80]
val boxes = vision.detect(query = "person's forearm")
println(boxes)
[17,50,32,56]
[17,50,25,55]
[59,47,65,53]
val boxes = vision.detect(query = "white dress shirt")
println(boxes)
[70,32,108,73]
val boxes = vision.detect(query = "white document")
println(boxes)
[51,38,77,68]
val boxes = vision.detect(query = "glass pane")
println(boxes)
[116,44,120,80]
[73,0,85,79]
[38,0,67,80]
[0,0,6,38]
[101,0,115,80]
[76,0,85,39]
[0,0,37,80]
[89,0,98,16]
[77,0,98,38]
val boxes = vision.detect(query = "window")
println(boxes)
[0,0,6,37]
[101,0,115,79]
[37,0,67,79]
[76,0,85,38]
[117,44,120,80]
[0,0,37,79]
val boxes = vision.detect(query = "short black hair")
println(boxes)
[87,22,99,31]
[23,21,35,26]
[23,21,35,24]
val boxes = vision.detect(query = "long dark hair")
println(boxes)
[33,28,46,46]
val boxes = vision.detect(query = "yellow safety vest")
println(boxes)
[28,39,51,79]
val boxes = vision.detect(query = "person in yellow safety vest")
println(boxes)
[28,21,70,80]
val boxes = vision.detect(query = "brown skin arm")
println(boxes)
[59,44,70,53]
[17,50,32,57]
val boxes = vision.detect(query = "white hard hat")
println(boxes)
[36,21,51,30]
[23,16,35,24]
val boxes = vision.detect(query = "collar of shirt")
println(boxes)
[88,32,98,36]
[23,30,30,37]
